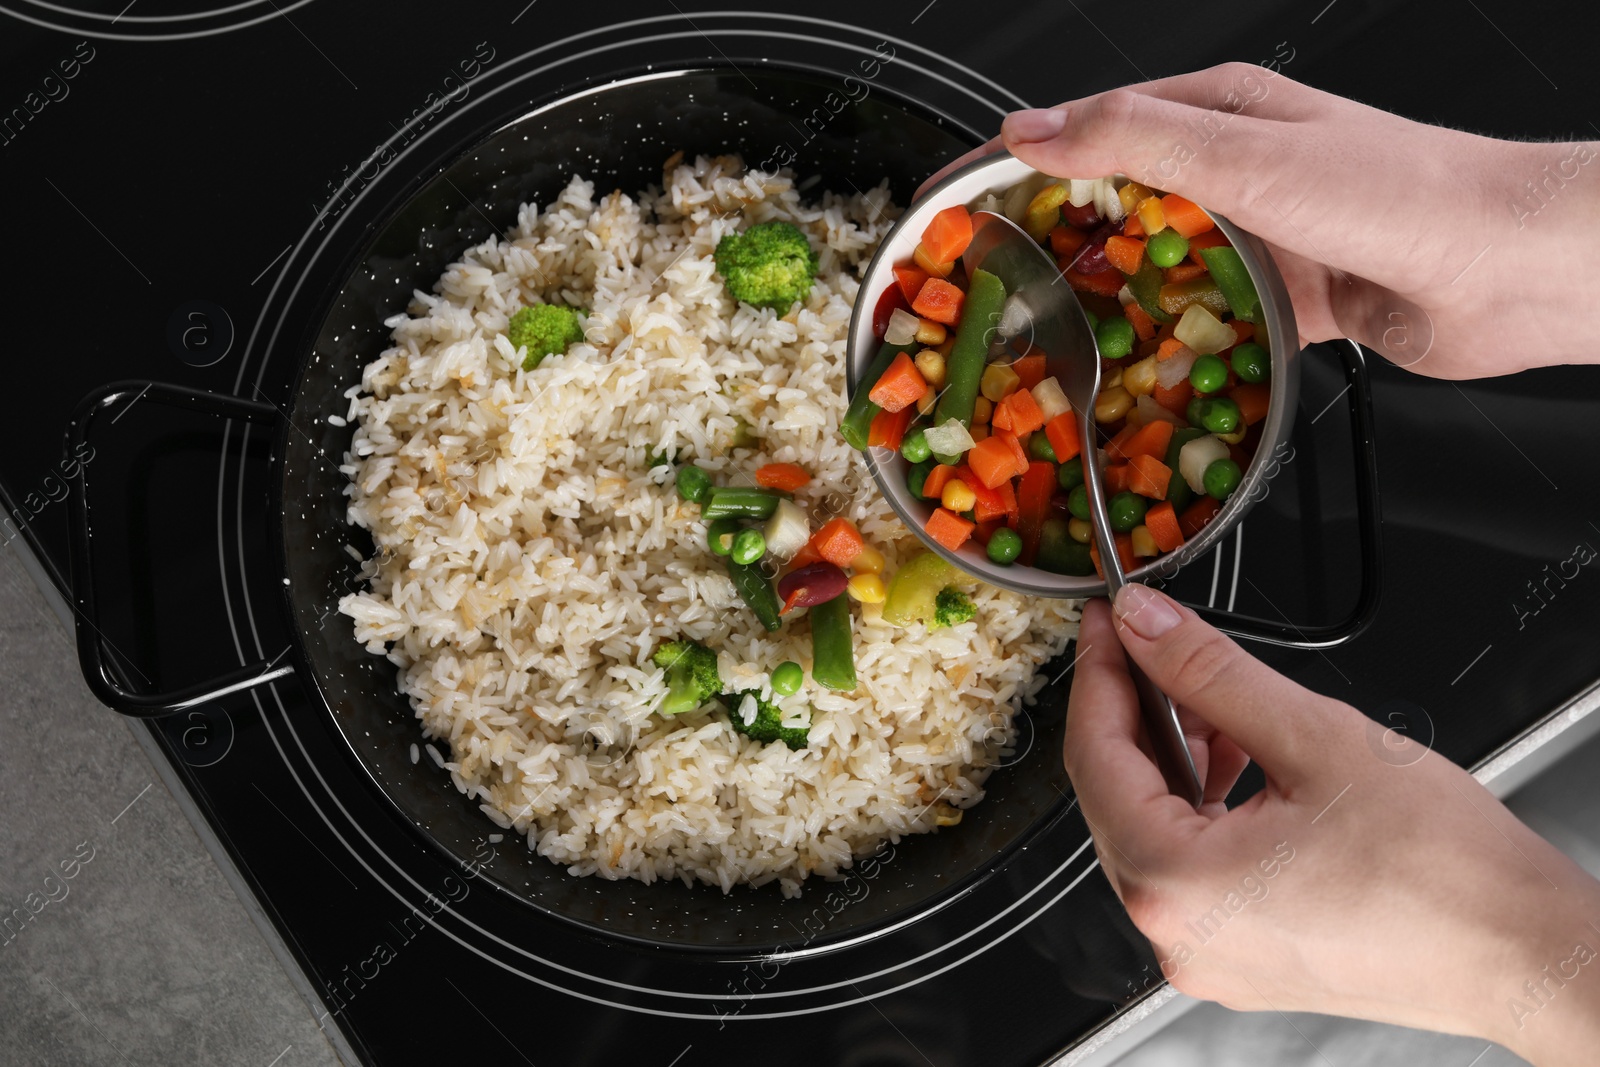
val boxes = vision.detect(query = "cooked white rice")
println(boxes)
[337,155,1079,896]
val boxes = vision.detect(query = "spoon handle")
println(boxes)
[1077,407,1205,808]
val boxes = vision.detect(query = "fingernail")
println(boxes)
[1113,585,1182,640]
[1003,108,1068,143]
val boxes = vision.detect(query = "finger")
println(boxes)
[1200,732,1250,814]
[1109,585,1346,784]
[1063,600,1201,848]
[915,135,1004,200]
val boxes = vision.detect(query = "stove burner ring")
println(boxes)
[0,0,318,40]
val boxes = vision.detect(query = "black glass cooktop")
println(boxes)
[5,2,1599,1064]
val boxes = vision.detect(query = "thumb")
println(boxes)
[1109,585,1346,783]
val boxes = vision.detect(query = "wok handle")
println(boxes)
[66,380,294,718]
[1187,340,1383,649]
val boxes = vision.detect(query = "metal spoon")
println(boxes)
[962,210,1204,808]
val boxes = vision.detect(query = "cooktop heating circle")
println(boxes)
[0,0,318,40]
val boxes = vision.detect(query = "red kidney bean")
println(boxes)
[776,562,847,612]
[1059,200,1101,229]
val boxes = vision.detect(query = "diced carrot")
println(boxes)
[1016,461,1056,565]
[1127,454,1172,498]
[1043,412,1081,462]
[996,429,1029,475]
[913,242,954,279]
[785,542,825,574]
[990,399,1014,432]
[1125,301,1157,342]
[1179,496,1223,539]
[966,437,1019,490]
[1104,424,1139,461]
[1049,226,1087,259]
[921,464,959,501]
[1144,500,1184,553]
[867,404,914,450]
[925,507,976,551]
[811,517,865,567]
[1231,382,1270,426]
[1104,463,1133,495]
[1104,235,1146,276]
[1088,533,1139,578]
[1064,267,1125,298]
[1152,379,1193,417]
[1185,228,1229,265]
[1122,213,1145,238]
[1155,337,1187,361]
[1118,420,1174,461]
[1163,262,1209,284]
[893,265,929,305]
[1013,353,1047,392]
[1160,194,1214,238]
[867,351,928,413]
[960,466,1010,524]
[755,462,810,492]
[1229,320,1255,347]
[922,205,974,264]
[911,277,966,326]
[999,388,1045,435]
[994,478,1020,521]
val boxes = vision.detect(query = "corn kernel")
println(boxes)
[980,363,1022,403]
[850,544,885,574]
[970,424,990,442]
[913,242,954,278]
[914,348,947,389]
[1068,518,1093,544]
[971,395,993,423]
[1024,184,1070,243]
[1136,196,1166,235]
[916,386,937,415]
[1123,355,1158,398]
[932,804,964,827]
[1118,181,1154,214]
[1216,426,1248,445]
[1103,366,1123,390]
[915,319,947,346]
[847,572,887,603]
[941,479,977,513]
[1094,384,1134,423]
[1131,525,1160,557]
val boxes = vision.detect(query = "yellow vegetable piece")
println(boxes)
[1094,384,1134,423]
[1067,518,1093,544]
[915,319,947,346]
[1118,181,1154,215]
[941,479,977,514]
[847,572,887,604]
[1024,183,1071,243]
[1136,196,1166,235]
[1131,525,1159,557]
[850,544,885,574]
[980,363,1022,403]
[913,242,954,279]
[971,395,993,423]
[882,550,956,627]
[1123,355,1158,398]
[914,348,947,389]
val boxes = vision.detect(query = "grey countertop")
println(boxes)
[5,535,1598,1067]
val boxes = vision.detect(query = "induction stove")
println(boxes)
[5,2,1600,1064]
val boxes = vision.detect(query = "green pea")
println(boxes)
[731,528,766,565]
[1028,432,1058,463]
[1084,309,1100,332]
[931,451,963,467]
[770,661,804,696]
[676,464,714,504]
[1037,520,1094,576]
[1057,456,1084,492]
[706,517,741,556]
[1107,491,1147,533]
[901,428,932,464]
[1095,316,1135,360]
[1186,397,1206,428]
[986,527,1023,565]
[1067,483,1092,521]
[1146,228,1191,268]
[1204,458,1243,500]
[1231,342,1269,383]
[906,459,933,499]
[1198,397,1242,435]
[1189,353,1229,395]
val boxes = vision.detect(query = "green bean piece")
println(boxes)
[706,517,741,556]
[1197,246,1263,323]
[727,557,782,631]
[808,594,856,692]
[702,487,785,521]
[934,268,1007,428]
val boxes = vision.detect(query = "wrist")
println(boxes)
[1481,885,1600,1064]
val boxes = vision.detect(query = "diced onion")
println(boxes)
[1135,393,1183,426]
[1002,172,1052,224]
[763,499,811,561]
[1116,284,1135,307]
[1031,376,1070,422]
[1179,435,1230,495]
[1094,178,1127,224]
[1154,344,1199,390]
[997,293,1033,340]
[885,307,920,346]
[923,418,976,457]
[1173,304,1236,354]
[1067,178,1097,207]
[977,193,1004,215]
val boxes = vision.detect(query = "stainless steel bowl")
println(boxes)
[847,151,1300,598]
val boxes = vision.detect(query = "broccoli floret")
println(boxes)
[652,640,721,716]
[506,304,585,370]
[931,587,977,630]
[719,690,811,750]
[712,221,818,312]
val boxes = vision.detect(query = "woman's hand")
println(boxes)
[923,65,1600,380]
[1066,585,1600,1065]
